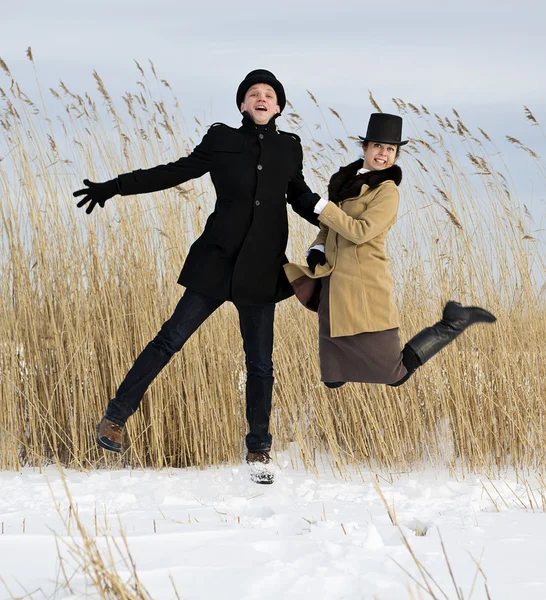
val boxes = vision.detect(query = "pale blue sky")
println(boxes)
[2,0,545,207]
[3,0,545,118]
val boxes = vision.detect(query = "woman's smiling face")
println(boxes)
[362,142,398,170]
[240,84,280,125]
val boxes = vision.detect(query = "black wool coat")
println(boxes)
[117,114,320,305]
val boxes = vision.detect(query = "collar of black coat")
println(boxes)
[240,111,280,133]
[328,159,403,203]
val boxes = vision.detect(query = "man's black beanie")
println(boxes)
[236,69,286,113]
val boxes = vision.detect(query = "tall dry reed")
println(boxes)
[0,55,544,476]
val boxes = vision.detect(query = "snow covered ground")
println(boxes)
[1,449,546,599]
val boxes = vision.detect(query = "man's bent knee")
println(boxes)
[150,331,183,357]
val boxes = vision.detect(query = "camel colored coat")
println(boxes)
[284,163,401,338]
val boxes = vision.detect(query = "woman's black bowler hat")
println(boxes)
[358,113,408,146]
[236,69,286,113]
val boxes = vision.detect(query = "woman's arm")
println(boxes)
[317,184,399,245]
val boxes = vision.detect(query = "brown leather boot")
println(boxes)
[96,417,124,453]
[246,451,274,484]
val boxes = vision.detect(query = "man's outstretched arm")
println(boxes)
[74,129,214,213]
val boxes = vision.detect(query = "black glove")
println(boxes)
[306,249,326,274]
[73,178,120,214]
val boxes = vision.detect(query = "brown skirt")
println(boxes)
[318,276,407,384]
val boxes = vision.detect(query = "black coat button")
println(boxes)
[255,200,260,206]
[257,164,263,171]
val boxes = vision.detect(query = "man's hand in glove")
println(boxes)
[306,249,326,274]
[73,178,120,214]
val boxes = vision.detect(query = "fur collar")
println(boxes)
[327,160,403,203]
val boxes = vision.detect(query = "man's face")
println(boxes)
[240,83,280,125]
[362,142,398,171]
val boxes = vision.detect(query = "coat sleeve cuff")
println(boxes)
[304,244,325,257]
[313,197,329,214]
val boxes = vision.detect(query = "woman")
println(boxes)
[284,113,496,388]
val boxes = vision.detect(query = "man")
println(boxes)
[74,69,321,484]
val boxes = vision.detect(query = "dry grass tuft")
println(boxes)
[0,57,544,477]
[49,472,156,599]
[523,105,538,125]
[0,57,11,76]
[369,90,382,113]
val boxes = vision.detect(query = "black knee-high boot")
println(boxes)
[389,301,496,387]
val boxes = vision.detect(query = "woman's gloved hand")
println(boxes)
[73,178,120,214]
[306,248,326,274]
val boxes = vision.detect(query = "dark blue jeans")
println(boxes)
[105,289,275,452]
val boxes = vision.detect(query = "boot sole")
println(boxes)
[250,472,274,485]
[247,459,275,484]
[96,424,122,453]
